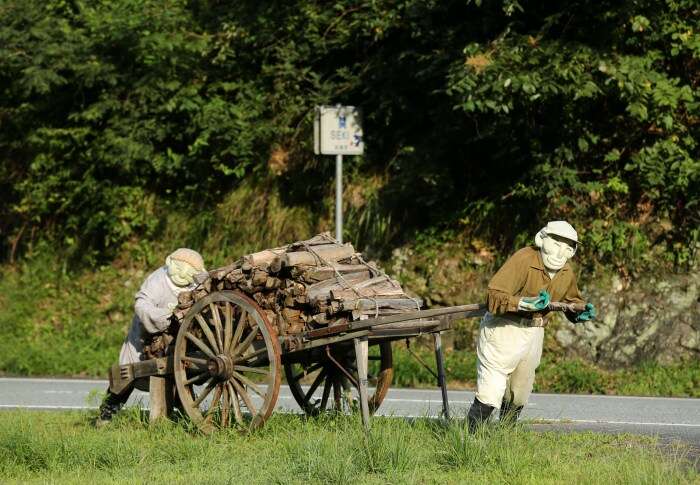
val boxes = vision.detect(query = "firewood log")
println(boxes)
[279,243,355,268]
[242,248,287,268]
[182,233,422,337]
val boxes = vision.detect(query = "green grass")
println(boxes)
[0,254,133,376]
[0,410,696,484]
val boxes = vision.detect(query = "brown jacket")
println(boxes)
[487,246,584,323]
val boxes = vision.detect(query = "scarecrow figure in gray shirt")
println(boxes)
[96,248,205,425]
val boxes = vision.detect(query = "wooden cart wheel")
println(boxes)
[174,291,281,433]
[284,341,393,416]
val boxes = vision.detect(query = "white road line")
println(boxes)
[555,419,700,428]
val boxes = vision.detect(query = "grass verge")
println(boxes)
[0,410,696,484]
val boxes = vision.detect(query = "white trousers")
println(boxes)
[475,312,544,409]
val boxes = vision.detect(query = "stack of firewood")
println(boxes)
[174,233,422,335]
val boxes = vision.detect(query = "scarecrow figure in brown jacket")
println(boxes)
[467,221,596,431]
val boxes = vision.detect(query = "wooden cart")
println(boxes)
[109,292,582,433]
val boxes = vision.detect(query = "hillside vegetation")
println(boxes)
[1,0,698,267]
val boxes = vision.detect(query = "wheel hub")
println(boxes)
[207,355,234,380]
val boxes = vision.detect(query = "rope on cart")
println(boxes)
[314,233,423,316]
[304,237,383,317]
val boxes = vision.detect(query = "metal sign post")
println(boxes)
[335,154,343,242]
[314,105,364,244]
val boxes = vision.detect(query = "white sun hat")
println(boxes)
[535,220,579,248]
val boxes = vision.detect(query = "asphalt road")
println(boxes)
[2,377,699,449]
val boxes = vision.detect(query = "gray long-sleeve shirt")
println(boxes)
[119,266,190,365]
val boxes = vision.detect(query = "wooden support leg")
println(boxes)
[433,331,451,421]
[353,337,371,431]
[149,376,173,423]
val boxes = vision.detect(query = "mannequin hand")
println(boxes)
[518,290,551,312]
[575,303,596,322]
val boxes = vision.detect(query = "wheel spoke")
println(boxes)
[230,310,247,352]
[193,378,215,407]
[184,372,207,386]
[227,382,244,424]
[223,302,233,354]
[283,343,390,419]
[340,376,352,392]
[182,356,208,366]
[292,362,323,381]
[232,325,259,358]
[186,332,216,359]
[204,385,223,423]
[209,303,224,354]
[333,377,342,409]
[232,371,265,398]
[234,365,269,375]
[195,314,220,354]
[231,378,257,416]
[235,347,267,364]
[320,374,332,410]
[304,369,327,403]
[221,385,230,428]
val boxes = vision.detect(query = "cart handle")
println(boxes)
[303,301,588,340]
[547,301,587,313]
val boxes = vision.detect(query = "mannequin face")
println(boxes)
[540,234,576,271]
[167,258,197,287]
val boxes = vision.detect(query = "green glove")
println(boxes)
[576,303,596,322]
[518,290,551,312]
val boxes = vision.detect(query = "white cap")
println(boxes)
[535,220,579,248]
[167,248,205,271]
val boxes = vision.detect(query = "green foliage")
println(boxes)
[446,0,700,268]
[0,248,134,376]
[1,0,698,269]
[1,0,272,262]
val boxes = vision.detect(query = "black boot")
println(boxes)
[467,398,495,433]
[499,400,524,425]
[96,389,130,427]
